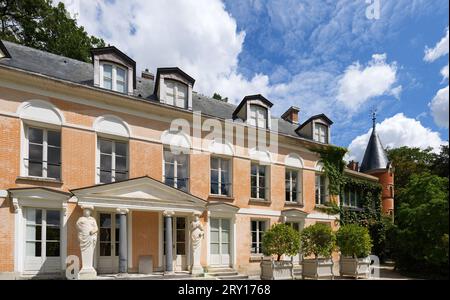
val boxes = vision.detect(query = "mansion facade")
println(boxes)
[0,40,394,279]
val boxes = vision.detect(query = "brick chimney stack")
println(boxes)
[141,69,154,80]
[281,106,300,124]
[347,160,359,171]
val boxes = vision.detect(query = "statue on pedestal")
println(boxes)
[76,206,98,279]
[190,213,204,275]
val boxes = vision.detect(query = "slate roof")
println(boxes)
[359,124,390,173]
[0,40,308,139]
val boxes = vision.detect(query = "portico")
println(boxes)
[70,176,207,275]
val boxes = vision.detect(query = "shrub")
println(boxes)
[262,223,301,261]
[300,223,336,259]
[336,224,372,258]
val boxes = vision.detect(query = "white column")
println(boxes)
[163,210,174,274]
[117,208,129,274]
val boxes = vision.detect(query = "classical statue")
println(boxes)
[190,213,204,275]
[76,206,98,279]
[191,214,204,250]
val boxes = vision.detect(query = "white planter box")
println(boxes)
[302,258,334,279]
[339,256,370,279]
[260,260,294,280]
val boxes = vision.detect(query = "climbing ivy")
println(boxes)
[311,145,388,258]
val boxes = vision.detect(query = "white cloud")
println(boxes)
[59,0,270,104]
[424,27,449,62]
[336,54,401,111]
[441,64,449,81]
[429,86,449,128]
[347,113,448,162]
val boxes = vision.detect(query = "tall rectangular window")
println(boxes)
[27,127,61,180]
[251,163,267,200]
[210,157,231,196]
[285,169,302,204]
[251,220,267,254]
[315,174,327,205]
[26,208,60,259]
[342,189,362,208]
[98,138,128,184]
[163,150,189,192]
[314,124,328,143]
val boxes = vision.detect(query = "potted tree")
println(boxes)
[336,224,372,279]
[260,223,300,280]
[300,223,336,279]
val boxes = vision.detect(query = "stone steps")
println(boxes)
[207,268,249,280]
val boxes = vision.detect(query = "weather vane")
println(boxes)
[371,107,377,129]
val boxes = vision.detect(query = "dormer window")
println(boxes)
[295,114,333,144]
[232,94,273,130]
[91,46,136,95]
[100,63,128,93]
[249,105,267,129]
[154,67,195,110]
[314,123,328,143]
[165,79,188,108]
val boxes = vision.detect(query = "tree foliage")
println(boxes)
[262,223,300,261]
[0,0,105,62]
[336,224,372,258]
[300,223,336,259]
[212,93,228,102]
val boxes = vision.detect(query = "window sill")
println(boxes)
[342,206,364,212]
[16,176,63,185]
[285,202,304,208]
[208,195,234,202]
[249,198,271,205]
[249,255,264,262]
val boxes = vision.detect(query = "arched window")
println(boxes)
[93,115,131,184]
[17,100,64,180]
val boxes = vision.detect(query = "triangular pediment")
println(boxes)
[71,176,206,209]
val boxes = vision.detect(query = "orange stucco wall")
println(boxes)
[0,75,343,276]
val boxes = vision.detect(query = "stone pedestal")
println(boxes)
[78,267,97,280]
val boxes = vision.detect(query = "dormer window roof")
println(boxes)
[296,113,333,144]
[154,67,195,110]
[232,94,273,129]
[91,46,136,95]
[0,40,11,59]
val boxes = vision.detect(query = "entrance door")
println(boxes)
[97,213,120,274]
[24,208,61,273]
[164,216,187,271]
[210,218,231,266]
[286,222,302,264]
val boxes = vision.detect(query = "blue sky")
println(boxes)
[61,0,448,161]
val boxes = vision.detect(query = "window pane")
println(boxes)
[177,243,186,255]
[211,243,220,255]
[100,154,112,171]
[258,165,265,177]
[259,188,265,199]
[116,156,127,172]
[46,242,60,257]
[100,243,111,256]
[210,218,220,230]
[47,147,61,165]
[211,170,218,184]
[29,144,43,161]
[29,162,43,177]
[28,128,43,144]
[115,171,128,182]
[116,82,125,93]
[211,158,219,170]
[103,79,112,90]
[251,221,257,232]
[103,65,112,78]
[47,131,61,147]
[100,214,112,228]
[115,142,127,156]
[46,210,60,226]
[99,139,112,154]
[210,182,218,195]
[46,227,60,241]
[26,242,41,257]
[116,68,126,82]
[221,183,230,196]
[251,164,257,176]
[251,186,257,199]
[100,171,112,183]
[100,228,111,241]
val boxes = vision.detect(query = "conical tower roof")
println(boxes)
[360,113,390,173]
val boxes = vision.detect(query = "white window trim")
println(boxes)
[250,219,268,255]
[210,156,232,197]
[100,62,128,93]
[96,136,129,184]
[162,149,189,191]
[22,123,61,180]
[315,173,328,205]
[285,168,303,204]
[164,79,188,108]
[250,163,269,200]
[248,104,268,129]
[313,122,329,144]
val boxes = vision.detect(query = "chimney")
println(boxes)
[141,69,154,80]
[347,160,359,171]
[281,106,300,124]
